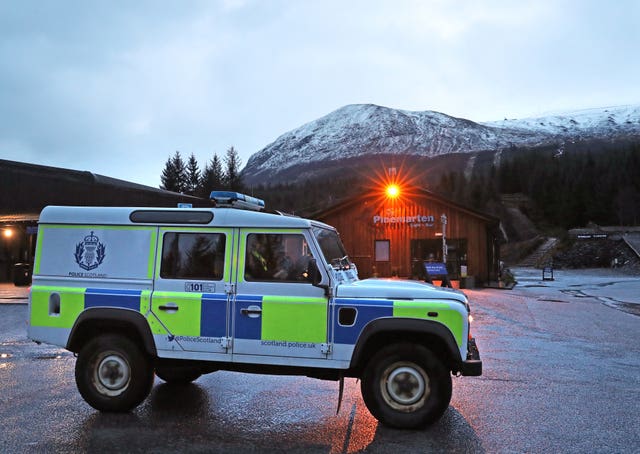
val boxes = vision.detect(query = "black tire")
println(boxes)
[155,365,202,384]
[75,334,154,412]
[361,343,452,429]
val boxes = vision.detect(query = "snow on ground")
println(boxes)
[510,267,640,316]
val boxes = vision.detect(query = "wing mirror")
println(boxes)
[308,258,332,297]
[307,258,322,286]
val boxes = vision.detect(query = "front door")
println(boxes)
[150,227,233,357]
[232,229,329,360]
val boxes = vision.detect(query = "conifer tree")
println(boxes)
[224,146,243,191]
[160,151,188,193]
[199,153,225,197]
[159,156,176,191]
[171,151,188,193]
[185,153,201,195]
[159,151,187,192]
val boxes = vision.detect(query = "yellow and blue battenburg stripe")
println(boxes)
[332,298,464,346]
[31,287,229,339]
[31,287,462,348]
[333,298,393,344]
[30,286,152,329]
[200,293,228,337]
[234,295,327,343]
[85,288,143,310]
[233,295,263,339]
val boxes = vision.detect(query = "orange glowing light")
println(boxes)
[364,161,419,209]
[386,184,400,198]
[2,229,13,239]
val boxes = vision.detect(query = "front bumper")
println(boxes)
[460,337,482,376]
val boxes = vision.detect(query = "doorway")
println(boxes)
[410,238,467,279]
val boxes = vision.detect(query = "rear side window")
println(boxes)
[160,232,225,280]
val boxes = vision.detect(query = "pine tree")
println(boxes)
[199,153,225,197]
[224,146,243,191]
[160,153,180,192]
[170,151,188,193]
[185,153,201,195]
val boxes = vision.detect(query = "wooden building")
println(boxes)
[315,185,501,286]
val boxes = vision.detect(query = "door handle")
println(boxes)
[241,305,262,318]
[159,303,179,313]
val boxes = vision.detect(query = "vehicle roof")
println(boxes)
[38,205,335,230]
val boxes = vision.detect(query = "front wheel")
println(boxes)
[75,334,154,412]
[361,343,452,429]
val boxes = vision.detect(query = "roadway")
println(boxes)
[1,269,638,453]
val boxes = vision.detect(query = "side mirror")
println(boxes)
[307,258,322,286]
[308,258,331,297]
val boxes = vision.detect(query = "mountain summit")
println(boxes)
[242,103,640,185]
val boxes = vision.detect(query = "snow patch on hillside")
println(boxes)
[243,103,640,183]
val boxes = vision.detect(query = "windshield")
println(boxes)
[311,226,350,268]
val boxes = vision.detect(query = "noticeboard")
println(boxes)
[424,262,448,276]
[423,261,451,287]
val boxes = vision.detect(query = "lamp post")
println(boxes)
[440,214,447,264]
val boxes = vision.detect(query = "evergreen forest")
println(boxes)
[159,147,244,198]
[435,143,640,229]
[159,143,640,231]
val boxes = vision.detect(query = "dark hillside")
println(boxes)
[553,237,640,273]
[436,143,640,230]
[247,142,640,246]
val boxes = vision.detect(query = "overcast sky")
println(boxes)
[1,0,639,188]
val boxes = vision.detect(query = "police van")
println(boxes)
[27,191,481,429]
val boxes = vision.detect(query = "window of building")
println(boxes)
[160,232,225,280]
[375,240,390,262]
[245,233,314,282]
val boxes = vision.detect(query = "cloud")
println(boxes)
[1,0,639,187]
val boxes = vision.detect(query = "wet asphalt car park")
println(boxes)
[1,268,639,453]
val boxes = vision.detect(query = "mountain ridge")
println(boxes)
[242,103,640,185]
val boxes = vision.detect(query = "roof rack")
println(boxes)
[209,191,265,211]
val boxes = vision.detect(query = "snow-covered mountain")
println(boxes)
[242,104,640,185]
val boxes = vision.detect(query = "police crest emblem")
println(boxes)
[74,231,106,271]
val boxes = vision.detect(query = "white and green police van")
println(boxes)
[27,191,481,429]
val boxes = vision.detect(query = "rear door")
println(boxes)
[150,227,233,358]
[232,229,329,361]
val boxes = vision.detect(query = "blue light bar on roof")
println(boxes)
[210,191,265,211]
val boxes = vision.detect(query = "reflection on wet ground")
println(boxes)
[2,269,639,452]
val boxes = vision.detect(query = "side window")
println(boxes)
[245,233,313,282]
[160,232,225,280]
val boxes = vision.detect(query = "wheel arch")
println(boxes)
[67,307,157,356]
[348,318,462,375]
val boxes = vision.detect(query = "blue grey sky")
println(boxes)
[1,0,639,188]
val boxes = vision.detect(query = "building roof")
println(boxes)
[0,214,40,223]
[312,187,500,225]
[0,159,209,215]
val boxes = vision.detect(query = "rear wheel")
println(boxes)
[361,343,452,429]
[75,334,154,412]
